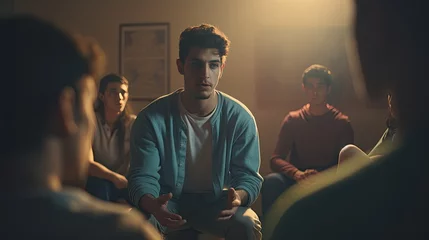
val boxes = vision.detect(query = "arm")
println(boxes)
[229,114,263,207]
[270,115,299,178]
[115,152,130,176]
[88,157,123,181]
[88,148,124,182]
[114,115,137,176]
[127,113,161,209]
[236,189,249,206]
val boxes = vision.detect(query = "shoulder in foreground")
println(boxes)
[64,189,162,239]
[113,209,162,239]
[329,106,350,122]
[219,91,255,119]
[263,158,372,240]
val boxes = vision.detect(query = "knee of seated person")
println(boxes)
[263,173,284,186]
[86,176,111,188]
[231,211,261,236]
[338,144,361,163]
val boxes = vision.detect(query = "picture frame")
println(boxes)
[119,23,170,101]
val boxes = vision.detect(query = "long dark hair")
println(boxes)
[95,73,133,157]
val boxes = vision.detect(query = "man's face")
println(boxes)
[177,47,223,99]
[302,77,330,105]
[61,76,97,187]
[99,82,129,113]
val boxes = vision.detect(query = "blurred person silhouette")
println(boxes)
[0,14,160,240]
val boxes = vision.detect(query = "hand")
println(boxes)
[111,174,128,189]
[293,170,307,181]
[152,193,186,228]
[217,188,241,221]
[304,169,318,177]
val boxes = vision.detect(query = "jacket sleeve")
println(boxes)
[230,113,263,206]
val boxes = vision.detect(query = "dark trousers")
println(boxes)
[261,173,297,218]
[85,176,130,203]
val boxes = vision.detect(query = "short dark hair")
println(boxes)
[1,15,105,157]
[179,23,230,63]
[302,64,333,86]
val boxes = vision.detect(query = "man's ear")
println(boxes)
[56,87,78,137]
[176,59,184,75]
[219,63,225,79]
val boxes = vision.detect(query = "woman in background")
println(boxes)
[86,73,136,203]
[337,92,398,171]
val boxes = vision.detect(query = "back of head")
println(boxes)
[0,15,105,159]
[179,23,230,63]
[302,64,333,86]
[355,0,429,134]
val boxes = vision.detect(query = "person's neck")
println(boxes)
[104,109,121,127]
[181,91,217,117]
[307,103,329,116]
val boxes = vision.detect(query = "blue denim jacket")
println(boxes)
[128,89,263,207]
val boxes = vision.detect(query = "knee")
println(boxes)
[262,173,285,192]
[85,177,113,199]
[263,173,285,186]
[338,144,361,164]
[231,211,261,239]
[86,176,110,189]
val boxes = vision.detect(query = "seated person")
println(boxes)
[262,64,354,216]
[128,24,263,240]
[337,93,398,171]
[263,0,429,239]
[0,15,160,240]
[86,73,136,203]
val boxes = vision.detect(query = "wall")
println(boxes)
[14,0,387,215]
[0,0,14,16]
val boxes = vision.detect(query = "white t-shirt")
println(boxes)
[92,113,136,175]
[179,95,217,193]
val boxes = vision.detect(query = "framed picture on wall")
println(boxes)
[119,23,170,101]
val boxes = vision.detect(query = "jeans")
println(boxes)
[261,173,296,218]
[85,176,130,203]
